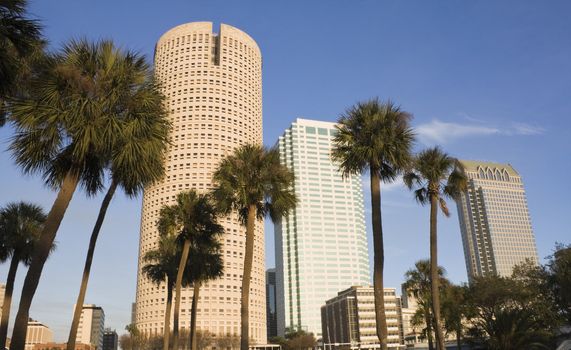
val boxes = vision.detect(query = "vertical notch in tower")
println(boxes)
[213,24,221,66]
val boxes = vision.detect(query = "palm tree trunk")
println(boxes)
[164,280,174,350]
[173,239,191,350]
[10,172,79,350]
[190,283,200,350]
[0,253,20,349]
[429,193,445,350]
[370,169,388,350]
[240,205,256,350]
[67,179,118,350]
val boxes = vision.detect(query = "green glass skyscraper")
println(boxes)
[275,118,370,337]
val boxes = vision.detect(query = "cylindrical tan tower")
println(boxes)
[135,22,266,343]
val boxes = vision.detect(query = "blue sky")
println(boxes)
[1,0,570,341]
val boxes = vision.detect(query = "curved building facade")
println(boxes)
[135,22,266,343]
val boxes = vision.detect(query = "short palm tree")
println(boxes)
[0,202,46,349]
[157,190,224,350]
[0,0,43,126]
[187,239,224,350]
[66,45,169,350]
[142,234,180,350]
[332,98,414,350]
[212,144,297,350]
[403,147,467,350]
[403,260,447,350]
[7,39,164,350]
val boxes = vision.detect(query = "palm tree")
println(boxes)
[0,202,46,349]
[7,39,163,350]
[331,98,414,350]
[187,239,224,350]
[212,144,297,350]
[66,45,169,350]
[403,260,447,350]
[403,147,467,349]
[142,234,180,350]
[157,190,224,350]
[0,0,43,126]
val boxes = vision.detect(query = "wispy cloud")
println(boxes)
[509,122,545,136]
[416,119,546,145]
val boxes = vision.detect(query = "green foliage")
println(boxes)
[403,260,448,343]
[0,201,47,264]
[464,269,562,348]
[0,0,44,124]
[545,243,571,324]
[142,234,179,289]
[403,147,467,216]
[9,39,169,195]
[440,284,470,344]
[277,329,316,350]
[157,190,224,244]
[212,144,297,223]
[331,98,414,178]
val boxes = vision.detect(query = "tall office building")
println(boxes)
[135,22,266,342]
[275,118,370,337]
[76,304,105,350]
[456,161,539,280]
[321,287,403,348]
[266,269,277,338]
[25,320,53,350]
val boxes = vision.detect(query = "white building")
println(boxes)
[134,22,266,342]
[321,286,403,348]
[456,161,539,279]
[76,304,105,350]
[275,118,370,337]
[25,320,53,350]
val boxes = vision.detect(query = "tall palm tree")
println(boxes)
[157,190,224,350]
[0,0,43,126]
[7,39,162,350]
[0,202,46,349]
[66,46,170,350]
[403,147,467,350]
[403,260,447,350]
[142,234,180,350]
[187,239,224,350]
[331,98,414,350]
[212,144,297,350]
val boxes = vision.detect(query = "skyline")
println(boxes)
[0,0,570,341]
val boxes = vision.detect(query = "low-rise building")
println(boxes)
[321,286,404,348]
[33,342,93,350]
[25,320,53,350]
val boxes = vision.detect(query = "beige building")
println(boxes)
[321,286,404,348]
[33,343,93,350]
[456,161,539,280]
[134,22,266,343]
[25,320,53,350]
[76,305,105,350]
[0,283,5,321]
